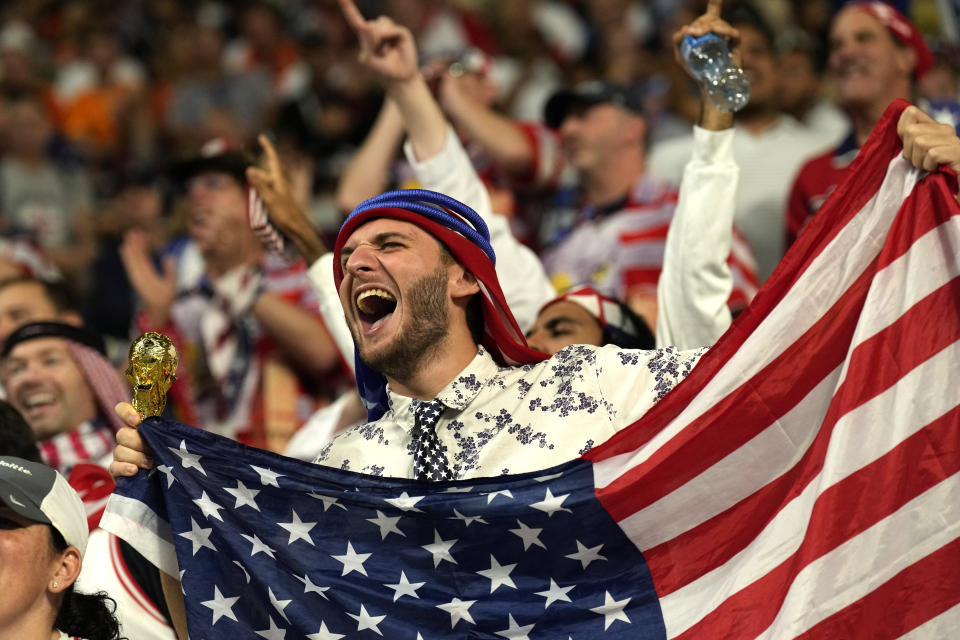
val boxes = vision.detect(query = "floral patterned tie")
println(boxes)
[411,399,454,481]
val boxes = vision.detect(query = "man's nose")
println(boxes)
[344,244,379,276]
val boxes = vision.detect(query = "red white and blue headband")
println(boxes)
[334,189,547,420]
[541,286,652,347]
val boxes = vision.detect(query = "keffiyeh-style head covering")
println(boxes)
[334,189,547,420]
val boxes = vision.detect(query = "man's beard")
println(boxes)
[353,265,450,382]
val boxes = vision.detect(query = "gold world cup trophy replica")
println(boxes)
[126,332,179,418]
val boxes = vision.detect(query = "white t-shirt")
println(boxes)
[649,114,835,282]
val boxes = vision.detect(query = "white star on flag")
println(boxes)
[346,605,386,636]
[535,578,575,608]
[589,591,632,630]
[449,509,487,526]
[250,464,283,487]
[307,492,348,511]
[255,616,286,640]
[200,586,238,625]
[268,586,291,622]
[169,439,205,475]
[422,530,458,567]
[476,555,517,593]
[156,464,175,487]
[385,491,425,512]
[295,574,329,599]
[278,509,317,546]
[485,489,513,504]
[436,597,476,627]
[240,533,276,558]
[509,520,546,551]
[565,540,606,569]
[224,480,261,511]
[306,621,344,640]
[495,614,535,640]
[178,517,216,555]
[529,488,572,517]
[366,510,405,540]
[192,490,224,521]
[331,541,371,576]
[384,571,425,602]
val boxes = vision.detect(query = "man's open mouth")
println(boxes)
[356,288,397,332]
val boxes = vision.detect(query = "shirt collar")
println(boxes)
[385,346,499,430]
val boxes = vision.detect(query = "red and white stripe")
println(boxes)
[586,100,960,639]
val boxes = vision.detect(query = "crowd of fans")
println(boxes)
[1,0,959,637]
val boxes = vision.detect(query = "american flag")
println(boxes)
[103,99,960,639]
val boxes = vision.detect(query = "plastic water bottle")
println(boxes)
[681,33,751,113]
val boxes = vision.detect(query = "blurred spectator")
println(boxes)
[0,398,41,461]
[0,20,55,110]
[786,1,958,247]
[83,166,173,343]
[165,20,272,148]
[54,27,149,159]
[0,321,128,475]
[222,1,310,101]
[776,27,848,141]
[0,276,82,347]
[0,95,97,285]
[121,139,343,450]
[918,40,960,102]
[648,4,837,282]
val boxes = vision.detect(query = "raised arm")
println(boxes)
[334,98,405,213]
[438,73,534,175]
[656,0,739,349]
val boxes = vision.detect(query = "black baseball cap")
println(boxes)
[543,81,644,129]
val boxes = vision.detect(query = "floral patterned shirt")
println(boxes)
[314,344,705,479]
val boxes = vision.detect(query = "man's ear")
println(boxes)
[448,264,480,300]
[624,114,646,148]
[896,45,918,78]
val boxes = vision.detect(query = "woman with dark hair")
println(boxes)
[0,455,123,640]
[526,286,656,355]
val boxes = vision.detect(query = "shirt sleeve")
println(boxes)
[656,126,737,349]
[594,344,708,430]
[403,127,555,332]
[306,253,356,374]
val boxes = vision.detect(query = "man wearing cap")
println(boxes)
[786,0,960,247]
[119,138,344,450]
